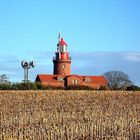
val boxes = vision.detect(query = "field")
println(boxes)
[0,90,139,140]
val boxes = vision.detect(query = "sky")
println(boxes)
[0,0,140,85]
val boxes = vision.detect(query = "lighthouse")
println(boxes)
[36,34,108,89]
[53,33,71,75]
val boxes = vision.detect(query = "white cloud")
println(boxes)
[124,52,140,62]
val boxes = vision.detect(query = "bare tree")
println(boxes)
[104,71,132,90]
[0,74,10,84]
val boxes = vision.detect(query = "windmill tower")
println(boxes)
[21,61,35,83]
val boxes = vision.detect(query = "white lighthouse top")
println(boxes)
[57,33,68,53]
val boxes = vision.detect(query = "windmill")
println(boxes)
[21,61,35,83]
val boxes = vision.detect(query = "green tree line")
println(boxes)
[0,82,139,90]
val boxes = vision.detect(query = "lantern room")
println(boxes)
[57,38,67,53]
[54,36,71,61]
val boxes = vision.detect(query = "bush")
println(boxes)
[0,84,12,90]
[47,86,64,90]
[126,85,140,91]
[98,85,108,90]
[0,82,138,91]
[11,83,35,90]
[66,85,94,90]
[0,83,64,90]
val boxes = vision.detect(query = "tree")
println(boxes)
[0,74,10,84]
[104,71,132,90]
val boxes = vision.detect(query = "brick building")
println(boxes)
[35,34,108,89]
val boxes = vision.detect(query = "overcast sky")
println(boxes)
[0,0,140,85]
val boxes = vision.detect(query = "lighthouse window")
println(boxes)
[62,64,66,69]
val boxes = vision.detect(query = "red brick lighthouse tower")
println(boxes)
[53,33,71,75]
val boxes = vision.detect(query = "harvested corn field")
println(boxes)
[0,90,139,139]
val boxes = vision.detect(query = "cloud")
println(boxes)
[123,52,140,62]
[0,51,139,86]
[71,51,140,86]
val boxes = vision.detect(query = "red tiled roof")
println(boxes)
[36,74,107,84]
[90,76,108,83]
[36,74,65,83]
[67,75,108,84]
[66,74,83,80]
